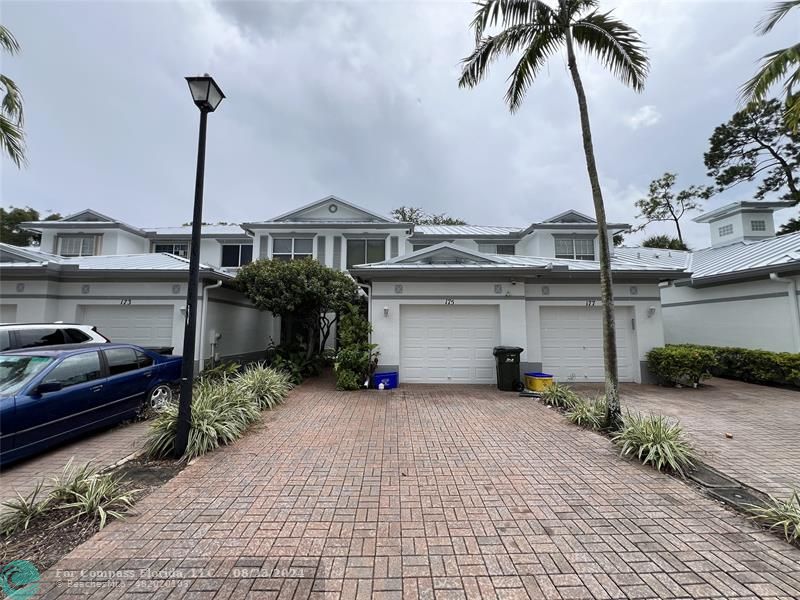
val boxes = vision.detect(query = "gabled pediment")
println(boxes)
[386,243,503,266]
[61,209,117,222]
[544,210,596,224]
[269,195,396,223]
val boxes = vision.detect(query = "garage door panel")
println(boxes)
[0,305,17,324]
[79,305,174,347]
[540,306,635,383]
[400,305,500,384]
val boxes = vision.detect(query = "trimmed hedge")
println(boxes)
[646,345,717,386]
[647,344,800,388]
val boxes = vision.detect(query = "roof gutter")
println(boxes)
[770,272,800,351]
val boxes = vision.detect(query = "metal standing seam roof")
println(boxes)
[413,225,521,236]
[687,233,800,279]
[613,247,691,270]
[144,225,249,236]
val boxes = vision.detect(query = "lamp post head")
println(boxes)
[186,74,225,112]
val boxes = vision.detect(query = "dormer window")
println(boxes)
[555,237,595,260]
[718,224,734,237]
[59,235,97,257]
[751,220,766,232]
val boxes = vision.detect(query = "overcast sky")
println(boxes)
[1,0,796,249]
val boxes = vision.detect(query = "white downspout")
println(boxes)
[770,272,800,351]
[198,280,223,372]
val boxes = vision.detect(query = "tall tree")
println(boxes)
[641,235,688,251]
[740,0,800,132]
[778,216,800,234]
[458,0,649,428]
[0,25,25,167]
[633,173,711,245]
[704,100,799,204]
[392,206,467,225]
[0,206,61,246]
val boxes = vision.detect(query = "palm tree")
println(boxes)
[1,24,25,167]
[459,0,649,428]
[741,0,800,131]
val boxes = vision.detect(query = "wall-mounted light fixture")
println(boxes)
[647,306,656,318]
[383,306,389,317]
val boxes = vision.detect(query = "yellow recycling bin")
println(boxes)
[524,372,554,392]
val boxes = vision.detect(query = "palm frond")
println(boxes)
[0,113,26,168]
[470,0,557,43]
[740,43,800,105]
[572,10,649,92]
[459,24,539,89]
[0,25,20,55]
[505,27,565,111]
[756,0,800,35]
[1,74,24,124]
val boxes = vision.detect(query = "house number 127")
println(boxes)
[444,298,455,305]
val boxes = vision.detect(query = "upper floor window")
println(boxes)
[59,236,96,257]
[154,241,188,258]
[221,244,253,267]
[718,224,734,237]
[751,220,766,232]
[412,243,433,252]
[555,238,594,260]
[273,238,313,261]
[478,243,516,255]
[347,239,385,268]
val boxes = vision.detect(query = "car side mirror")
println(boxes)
[35,381,63,394]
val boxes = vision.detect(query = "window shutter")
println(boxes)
[259,235,269,259]
[317,235,326,264]
[390,236,399,258]
[333,236,342,271]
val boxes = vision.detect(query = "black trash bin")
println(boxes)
[492,346,524,391]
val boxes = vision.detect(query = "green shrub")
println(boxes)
[0,482,50,536]
[706,345,800,387]
[747,490,800,543]
[198,361,241,382]
[236,363,294,410]
[57,472,137,530]
[566,396,608,430]
[611,412,695,476]
[339,304,371,347]
[266,344,323,384]
[647,345,717,386]
[335,369,362,391]
[539,382,579,410]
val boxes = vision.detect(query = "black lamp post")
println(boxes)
[174,74,225,458]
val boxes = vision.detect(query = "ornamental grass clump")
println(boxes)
[0,482,50,536]
[56,472,137,530]
[566,395,608,430]
[539,382,579,410]
[236,363,294,410]
[747,491,800,543]
[611,412,696,476]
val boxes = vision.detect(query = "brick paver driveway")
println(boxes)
[39,381,800,599]
[0,420,149,503]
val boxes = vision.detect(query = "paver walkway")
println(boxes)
[575,378,798,498]
[0,420,149,503]
[38,381,800,599]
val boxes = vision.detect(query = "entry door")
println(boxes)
[540,306,635,382]
[400,305,500,383]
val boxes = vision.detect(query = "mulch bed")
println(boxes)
[0,457,184,571]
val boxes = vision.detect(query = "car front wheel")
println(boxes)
[148,384,173,411]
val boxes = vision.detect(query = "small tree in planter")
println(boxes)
[236,258,360,359]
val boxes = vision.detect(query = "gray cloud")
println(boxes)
[2,0,796,250]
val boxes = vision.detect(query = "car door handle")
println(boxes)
[144,371,154,378]
[91,385,103,392]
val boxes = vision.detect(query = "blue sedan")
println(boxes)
[0,344,182,466]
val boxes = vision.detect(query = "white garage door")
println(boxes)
[540,306,635,382]
[79,304,174,347]
[400,305,500,384]
[0,304,18,324]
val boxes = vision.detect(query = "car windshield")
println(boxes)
[0,355,55,396]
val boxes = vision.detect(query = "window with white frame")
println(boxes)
[751,220,766,232]
[478,243,516,255]
[153,241,189,258]
[718,224,734,236]
[59,236,97,257]
[554,237,595,260]
[272,238,313,261]
[346,239,385,268]
[221,244,253,267]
